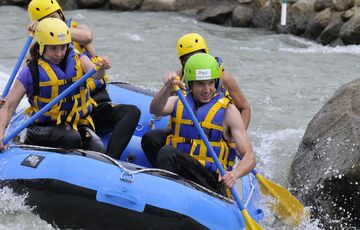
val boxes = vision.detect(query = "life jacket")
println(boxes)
[166,92,237,173]
[25,48,96,130]
[65,19,108,94]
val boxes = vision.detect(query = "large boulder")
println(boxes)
[339,14,360,45]
[59,0,79,10]
[109,0,143,10]
[318,12,344,45]
[314,0,333,12]
[286,0,316,35]
[288,78,360,229]
[0,0,27,5]
[252,0,277,30]
[77,0,107,9]
[198,0,238,25]
[304,7,332,39]
[141,0,177,11]
[232,4,254,27]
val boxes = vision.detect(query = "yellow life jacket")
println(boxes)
[166,92,237,173]
[25,48,96,130]
[66,19,108,93]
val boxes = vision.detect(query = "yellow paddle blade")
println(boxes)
[241,210,264,230]
[256,174,308,226]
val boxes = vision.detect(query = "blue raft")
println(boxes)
[0,82,264,229]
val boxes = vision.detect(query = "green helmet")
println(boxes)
[183,53,220,90]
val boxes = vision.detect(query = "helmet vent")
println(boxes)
[195,39,198,43]
[50,32,54,37]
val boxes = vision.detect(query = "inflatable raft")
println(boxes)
[0,82,264,229]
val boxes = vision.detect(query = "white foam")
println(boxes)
[0,70,29,109]
[280,36,360,54]
[0,187,53,230]
[0,70,9,93]
[250,128,304,181]
[124,32,143,42]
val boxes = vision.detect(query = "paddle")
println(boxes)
[2,34,34,98]
[174,86,263,230]
[2,67,99,145]
[252,169,306,226]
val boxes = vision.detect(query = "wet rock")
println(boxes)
[141,0,176,11]
[176,0,208,11]
[339,14,360,44]
[58,0,79,10]
[232,4,254,27]
[314,0,333,12]
[341,7,355,21]
[238,0,253,3]
[253,0,280,30]
[333,0,354,11]
[288,0,316,34]
[0,0,27,5]
[305,7,332,39]
[77,0,107,9]
[198,1,236,25]
[109,0,143,10]
[318,12,344,45]
[289,78,360,229]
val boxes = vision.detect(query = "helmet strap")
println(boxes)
[58,10,66,21]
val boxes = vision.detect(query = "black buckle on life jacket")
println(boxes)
[202,128,211,138]
[65,78,75,84]
[62,96,75,103]
[184,138,193,144]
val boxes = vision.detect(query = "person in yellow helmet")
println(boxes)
[176,33,251,127]
[141,33,251,166]
[0,18,111,151]
[25,0,141,159]
[27,0,95,56]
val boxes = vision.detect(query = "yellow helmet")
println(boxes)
[35,18,71,55]
[28,0,64,21]
[176,33,209,58]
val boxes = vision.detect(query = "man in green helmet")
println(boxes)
[150,53,256,195]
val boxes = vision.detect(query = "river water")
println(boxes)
[0,5,359,230]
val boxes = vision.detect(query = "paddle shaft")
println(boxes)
[2,68,97,145]
[2,34,34,98]
[175,89,246,211]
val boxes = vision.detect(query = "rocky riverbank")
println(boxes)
[2,0,360,46]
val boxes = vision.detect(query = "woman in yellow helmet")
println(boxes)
[0,18,111,151]
[26,0,141,159]
[27,0,95,56]
[142,33,251,166]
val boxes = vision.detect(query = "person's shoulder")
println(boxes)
[19,65,31,77]
[226,102,237,111]
[222,71,236,86]
[224,103,241,118]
